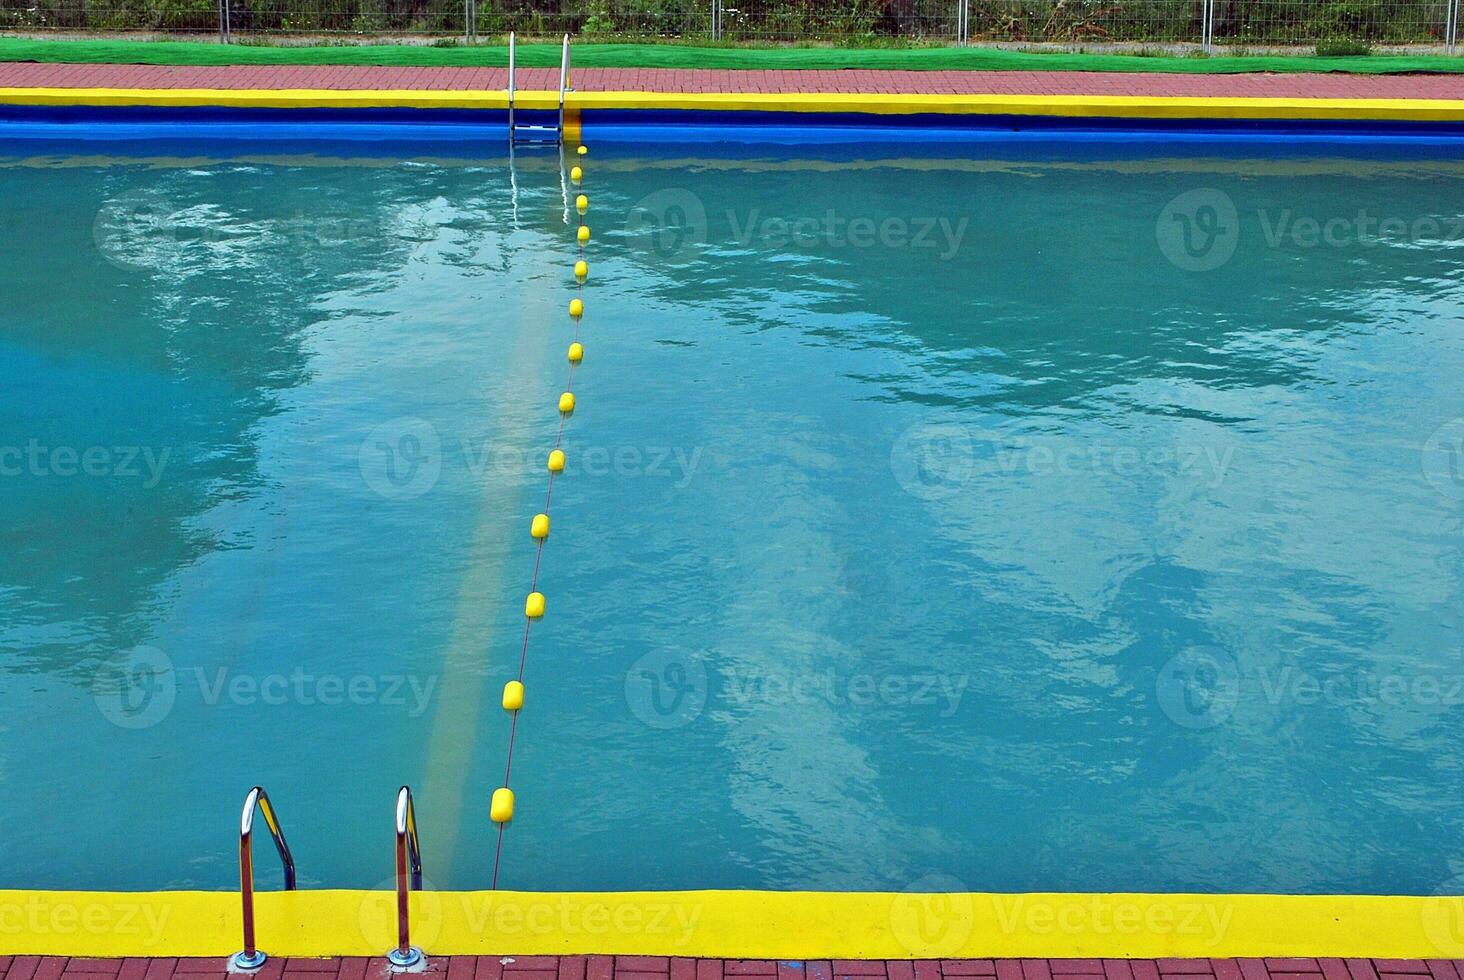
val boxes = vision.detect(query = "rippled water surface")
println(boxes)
[2,140,1463,893]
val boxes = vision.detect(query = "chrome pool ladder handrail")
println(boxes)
[507,32,573,144]
[507,30,518,137]
[231,786,297,972]
[388,785,425,968]
[558,33,572,138]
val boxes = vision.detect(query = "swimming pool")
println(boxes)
[2,133,1463,898]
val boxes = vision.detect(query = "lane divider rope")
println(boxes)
[489,143,592,891]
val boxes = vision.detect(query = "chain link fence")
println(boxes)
[0,0,1459,48]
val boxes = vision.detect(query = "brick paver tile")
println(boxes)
[6,958,41,980]
[338,960,367,980]
[696,963,724,980]
[35,960,68,980]
[726,966,777,978]
[363,957,395,980]
[502,970,554,980]
[1375,965,1430,976]
[618,961,669,975]
[137,959,174,980]
[1053,964,1103,975]
[445,957,480,980]
[944,964,996,977]
[833,965,884,978]
[589,958,615,980]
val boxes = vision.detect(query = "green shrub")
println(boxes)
[1316,37,1371,54]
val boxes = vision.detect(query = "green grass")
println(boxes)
[1,35,1462,73]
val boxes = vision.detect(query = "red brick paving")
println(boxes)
[0,62,1463,99]
[0,961,1458,980]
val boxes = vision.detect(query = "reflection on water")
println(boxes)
[0,143,1462,894]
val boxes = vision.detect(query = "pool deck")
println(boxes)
[3,62,1463,122]
[2,62,1464,99]
[0,957,1453,980]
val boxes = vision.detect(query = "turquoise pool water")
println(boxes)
[2,139,1463,895]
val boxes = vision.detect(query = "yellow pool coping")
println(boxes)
[3,87,1464,122]
[3,889,1463,958]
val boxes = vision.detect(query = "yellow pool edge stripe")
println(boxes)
[4,889,1464,958]
[4,86,1464,121]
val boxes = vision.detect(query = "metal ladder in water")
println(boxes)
[229,785,425,971]
[508,32,572,145]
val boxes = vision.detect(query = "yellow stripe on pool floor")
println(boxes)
[418,258,560,878]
